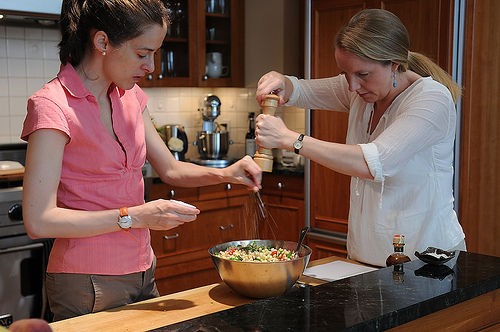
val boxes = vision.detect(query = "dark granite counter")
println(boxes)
[270,163,304,176]
[151,251,500,331]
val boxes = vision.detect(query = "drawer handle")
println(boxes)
[164,233,179,240]
[169,190,175,198]
[278,182,284,189]
[226,183,232,190]
[219,224,234,231]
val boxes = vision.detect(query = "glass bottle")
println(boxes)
[386,235,411,272]
[245,112,256,156]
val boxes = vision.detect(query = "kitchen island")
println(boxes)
[50,251,500,331]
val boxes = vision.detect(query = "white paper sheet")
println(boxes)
[303,260,378,282]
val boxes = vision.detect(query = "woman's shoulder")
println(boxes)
[29,77,67,105]
[410,76,453,100]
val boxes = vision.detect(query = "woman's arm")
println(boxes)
[23,129,199,239]
[255,114,373,179]
[143,109,262,191]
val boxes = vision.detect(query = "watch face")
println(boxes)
[294,141,303,149]
[119,215,132,228]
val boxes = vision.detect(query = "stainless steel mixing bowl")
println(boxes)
[208,239,312,298]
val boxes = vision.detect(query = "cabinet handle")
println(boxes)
[164,233,179,240]
[278,182,284,190]
[157,74,163,79]
[219,224,234,231]
[169,190,175,198]
[226,183,232,190]
[147,74,153,80]
[202,74,208,81]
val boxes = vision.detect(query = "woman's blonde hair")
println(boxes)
[335,9,461,103]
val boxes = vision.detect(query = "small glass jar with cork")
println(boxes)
[386,235,411,271]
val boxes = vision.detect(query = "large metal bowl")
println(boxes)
[208,239,312,298]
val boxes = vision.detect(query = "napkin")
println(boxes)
[303,260,378,282]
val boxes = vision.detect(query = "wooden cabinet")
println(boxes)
[458,0,500,257]
[259,173,305,242]
[138,0,244,88]
[309,0,454,235]
[148,181,253,295]
[307,233,347,260]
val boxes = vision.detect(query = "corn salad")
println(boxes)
[215,242,297,262]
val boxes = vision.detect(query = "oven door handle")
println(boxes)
[0,242,44,254]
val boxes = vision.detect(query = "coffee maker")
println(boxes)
[193,94,232,167]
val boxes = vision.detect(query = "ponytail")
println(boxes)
[407,51,461,103]
[58,0,88,65]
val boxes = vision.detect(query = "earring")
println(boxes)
[393,72,397,88]
[102,51,106,56]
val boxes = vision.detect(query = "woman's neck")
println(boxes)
[75,56,111,101]
[376,70,421,112]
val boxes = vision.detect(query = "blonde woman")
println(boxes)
[255,9,465,267]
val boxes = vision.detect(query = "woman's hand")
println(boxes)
[256,71,293,106]
[130,199,200,231]
[255,114,297,151]
[222,155,262,192]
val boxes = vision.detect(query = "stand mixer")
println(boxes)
[193,94,232,167]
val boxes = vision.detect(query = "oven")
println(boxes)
[0,143,52,327]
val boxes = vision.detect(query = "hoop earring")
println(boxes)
[393,72,397,88]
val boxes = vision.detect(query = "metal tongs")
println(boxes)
[255,191,266,219]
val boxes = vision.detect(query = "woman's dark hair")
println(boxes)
[59,0,169,66]
[335,9,461,102]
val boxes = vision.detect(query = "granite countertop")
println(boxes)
[152,251,500,331]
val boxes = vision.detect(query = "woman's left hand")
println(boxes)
[223,155,262,192]
[255,114,297,150]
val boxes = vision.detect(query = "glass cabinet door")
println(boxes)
[197,0,244,87]
[138,0,243,88]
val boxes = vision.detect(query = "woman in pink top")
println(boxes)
[21,0,262,321]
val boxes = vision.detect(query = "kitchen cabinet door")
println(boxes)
[259,173,304,242]
[309,0,454,235]
[148,181,253,295]
[310,0,373,234]
[138,0,244,88]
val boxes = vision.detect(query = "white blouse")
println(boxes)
[287,75,465,266]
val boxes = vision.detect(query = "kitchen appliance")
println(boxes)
[162,124,188,161]
[0,143,52,326]
[209,239,312,298]
[193,95,233,167]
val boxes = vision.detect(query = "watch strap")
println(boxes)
[118,207,131,230]
[120,207,128,217]
[294,134,304,154]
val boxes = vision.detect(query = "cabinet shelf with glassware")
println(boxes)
[148,180,253,295]
[138,0,244,88]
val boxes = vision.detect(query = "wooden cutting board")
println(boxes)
[0,165,24,181]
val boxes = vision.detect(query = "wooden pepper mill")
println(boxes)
[254,94,280,172]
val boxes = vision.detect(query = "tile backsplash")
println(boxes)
[0,24,304,161]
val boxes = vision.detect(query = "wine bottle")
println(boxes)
[245,112,256,156]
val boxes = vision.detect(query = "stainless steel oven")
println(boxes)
[0,143,52,327]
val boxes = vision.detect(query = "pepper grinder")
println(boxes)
[253,94,280,172]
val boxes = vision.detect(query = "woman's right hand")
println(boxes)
[256,71,293,106]
[130,199,200,231]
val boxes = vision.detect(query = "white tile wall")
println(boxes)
[0,24,61,143]
[0,25,305,156]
